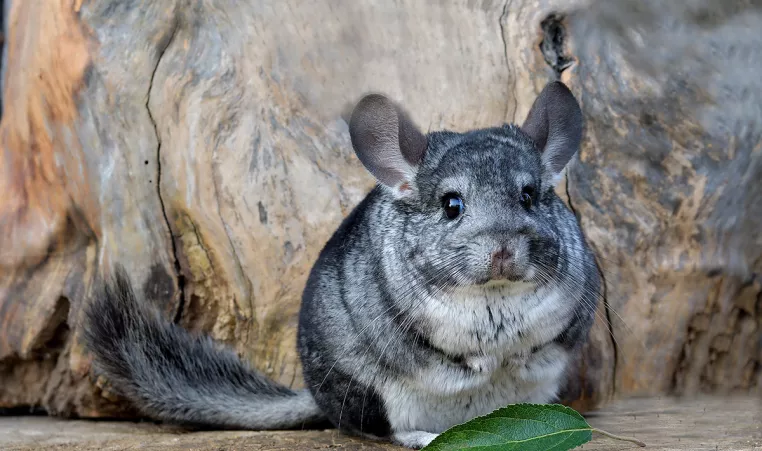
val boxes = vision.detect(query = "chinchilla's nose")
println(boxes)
[490,246,514,278]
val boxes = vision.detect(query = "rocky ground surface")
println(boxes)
[1,395,760,450]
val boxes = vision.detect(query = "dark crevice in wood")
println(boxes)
[564,172,580,221]
[564,172,618,399]
[671,335,689,394]
[145,19,185,324]
[540,13,573,79]
[30,296,70,356]
[549,8,617,400]
[561,96,618,399]
[596,257,618,397]
[0,0,6,118]
[499,0,513,122]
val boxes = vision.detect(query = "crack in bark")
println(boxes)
[208,159,254,344]
[186,216,214,273]
[0,0,6,118]
[566,172,619,398]
[597,255,618,396]
[499,0,516,122]
[145,19,184,323]
[547,14,619,397]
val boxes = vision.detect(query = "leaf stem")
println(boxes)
[591,428,646,447]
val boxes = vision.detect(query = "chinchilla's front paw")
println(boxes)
[464,354,498,374]
[392,431,439,449]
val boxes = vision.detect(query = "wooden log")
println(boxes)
[0,0,758,420]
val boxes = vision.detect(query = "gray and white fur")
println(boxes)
[84,81,600,449]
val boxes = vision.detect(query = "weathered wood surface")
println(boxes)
[566,0,762,396]
[0,0,759,419]
[1,395,760,450]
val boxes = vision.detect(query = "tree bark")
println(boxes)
[0,0,759,419]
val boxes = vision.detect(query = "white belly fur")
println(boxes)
[382,281,573,433]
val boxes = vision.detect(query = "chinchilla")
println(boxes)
[84,81,601,449]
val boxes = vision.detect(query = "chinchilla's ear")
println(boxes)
[349,94,427,197]
[520,81,583,186]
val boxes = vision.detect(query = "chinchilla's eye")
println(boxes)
[442,193,464,219]
[520,186,534,208]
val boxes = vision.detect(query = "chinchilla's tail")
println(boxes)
[83,265,326,430]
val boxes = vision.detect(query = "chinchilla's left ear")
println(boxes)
[520,81,584,185]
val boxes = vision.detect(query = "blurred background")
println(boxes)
[0,0,759,431]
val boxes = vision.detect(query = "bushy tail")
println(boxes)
[83,266,326,430]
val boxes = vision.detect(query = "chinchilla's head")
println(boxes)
[349,81,584,288]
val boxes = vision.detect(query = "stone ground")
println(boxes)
[1,395,760,450]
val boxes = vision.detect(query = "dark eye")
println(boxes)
[520,186,534,208]
[442,193,464,219]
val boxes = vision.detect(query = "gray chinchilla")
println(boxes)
[84,81,600,449]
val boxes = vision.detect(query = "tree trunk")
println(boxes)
[0,0,759,419]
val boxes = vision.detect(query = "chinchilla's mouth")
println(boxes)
[474,273,529,286]
[457,277,537,297]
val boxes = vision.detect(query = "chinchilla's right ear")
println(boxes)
[349,94,427,198]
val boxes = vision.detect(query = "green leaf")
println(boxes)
[421,404,593,451]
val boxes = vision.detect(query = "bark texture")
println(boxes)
[0,0,759,419]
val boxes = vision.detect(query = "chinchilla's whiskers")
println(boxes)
[530,269,591,352]
[532,264,608,333]
[577,249,620,267]
[337,280,452,430]
[546,242,621,282]
[534,261,606,309]
[531,263,617,348]
[533,262,606,325]
[358,263,459,416]
[533,261,638,362]
[310,259,445,398]
[338,257,462,430]
[536,270,633,371]
[315,252,462,407]
[351,290,435,430]
[548,253,636,339]
[538,245,629,326]
[339,278,434,425]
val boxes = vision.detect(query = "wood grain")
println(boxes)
[1,395,759,450]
